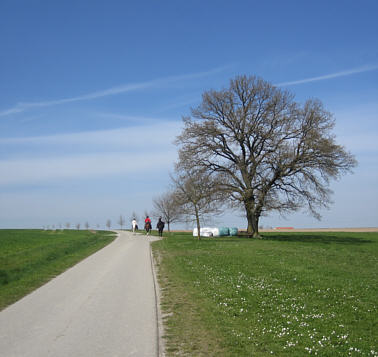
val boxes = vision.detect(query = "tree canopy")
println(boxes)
[175,75,357,237]
[152,191,181,232]
[171,165,224,239]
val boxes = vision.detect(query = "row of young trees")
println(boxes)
[43,222,94,230]
[162,75,356,239]
[43,220,122,231]
[43,213,151,232]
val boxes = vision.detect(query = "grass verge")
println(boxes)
[0,229,116,310]
[152,232,378,356]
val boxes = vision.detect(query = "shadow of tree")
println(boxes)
[258,234,373,244]
[209,232,376,245]
[192,233,375,245]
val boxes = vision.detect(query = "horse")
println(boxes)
[144,221,152,234]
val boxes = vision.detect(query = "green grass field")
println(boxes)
[0,229,116,310]
[152,232,378,356]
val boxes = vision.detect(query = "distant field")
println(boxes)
[152,232,378,356]
[260,228,378,233]
[0,229,116,310]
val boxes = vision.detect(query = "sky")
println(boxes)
[0,0,377,230]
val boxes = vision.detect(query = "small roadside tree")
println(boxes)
[171,163,224,240]
[118,215,125,230]
[176,75,357,237]
[106,219,111,230]
[152,192,181,232]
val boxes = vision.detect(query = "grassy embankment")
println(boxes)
[152,231,378,356]
[0,229,116,310]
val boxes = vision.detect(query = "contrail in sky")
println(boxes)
[2,64,376,117]
[0,66,229,117]
[275,64,378,87]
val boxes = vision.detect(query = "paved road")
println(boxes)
[0,231,160,357]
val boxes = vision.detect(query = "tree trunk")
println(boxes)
[245,200,261,238]
[195,206,201,240]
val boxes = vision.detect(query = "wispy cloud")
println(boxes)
[156,96,200,113]
[93,112,172,125]
[0,151,176,186]
[0,120,181,148]
[275,64,378,87]
[0,66,230,118]
[0,121,181,185]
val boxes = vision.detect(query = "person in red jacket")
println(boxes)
[144,216,152,236]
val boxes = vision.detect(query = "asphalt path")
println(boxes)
[0,231,161,357]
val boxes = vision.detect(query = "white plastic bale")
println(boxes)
[192,227,219,237]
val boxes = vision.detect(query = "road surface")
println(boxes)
[0,231,160,357]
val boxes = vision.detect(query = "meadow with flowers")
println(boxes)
[152,231,377,356]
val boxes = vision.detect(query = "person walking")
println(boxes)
[144,216,152,236]
[156,217,165,237]
[132,218,138,234]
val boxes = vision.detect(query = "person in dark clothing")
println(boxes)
[156,217,165,237]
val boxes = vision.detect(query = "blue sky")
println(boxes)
[1,0,377,229]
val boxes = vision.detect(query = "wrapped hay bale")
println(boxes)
[210,227,220,237]
[218,227,230,236]
[193,227,219,237]
[229,227,238,236]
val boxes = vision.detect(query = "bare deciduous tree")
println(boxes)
[171,165,224,240]
[106,219,111,230]
[176,75,357,237]
[85,222,89,230]
[76,223,81,230]
[118,215,125,230]
[152,192,181,232]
